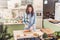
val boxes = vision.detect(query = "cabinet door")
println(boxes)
[36,16,42,29]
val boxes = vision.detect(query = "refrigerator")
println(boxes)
[55,2,60,20]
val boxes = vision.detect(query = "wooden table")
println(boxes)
[13,29,43,40]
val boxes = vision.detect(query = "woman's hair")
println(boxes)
[26,4,34,17]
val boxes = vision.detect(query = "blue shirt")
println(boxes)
[23,13,36,30]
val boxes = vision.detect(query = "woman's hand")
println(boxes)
[30,24,35,31]
[30,27,33,30]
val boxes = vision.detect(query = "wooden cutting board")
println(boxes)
[40,28,54,34]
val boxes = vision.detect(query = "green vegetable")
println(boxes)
[43,33,48,38]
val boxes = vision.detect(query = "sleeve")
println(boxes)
[23,13,28,24]
[23,13,26,24]
[30,13,36,26]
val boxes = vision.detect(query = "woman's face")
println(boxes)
[28,7,32,13]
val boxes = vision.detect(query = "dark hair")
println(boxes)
[26,4,34,17]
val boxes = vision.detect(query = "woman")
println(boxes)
[23,4,36,31]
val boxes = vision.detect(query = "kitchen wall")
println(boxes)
[0,0,7,8]
[0,0,43,19]
[33,0,43,12]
